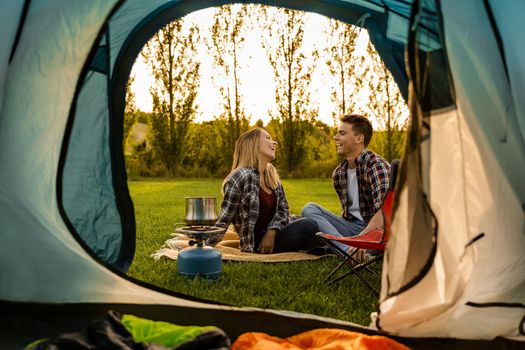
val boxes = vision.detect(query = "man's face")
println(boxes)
[334,122,363,157]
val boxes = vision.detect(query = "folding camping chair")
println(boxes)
[316,159,399,295]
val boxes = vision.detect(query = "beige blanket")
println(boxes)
[152,229,328,263]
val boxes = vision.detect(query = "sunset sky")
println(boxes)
[130,7,377,127]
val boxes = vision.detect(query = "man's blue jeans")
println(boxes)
[301,202,366,252]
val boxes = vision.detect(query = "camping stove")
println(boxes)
[174,225,223,279]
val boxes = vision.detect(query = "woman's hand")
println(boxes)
[258,229,276,254]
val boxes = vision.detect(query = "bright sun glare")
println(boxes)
[131,7,372,127]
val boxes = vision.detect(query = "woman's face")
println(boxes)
[258,129,277,162]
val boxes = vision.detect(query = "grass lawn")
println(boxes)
[127,178,380,325]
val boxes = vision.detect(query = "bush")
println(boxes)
[285,158,339,179]
[368,129,406,162]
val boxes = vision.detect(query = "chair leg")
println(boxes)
[321,240,353,284]
[328,255,383,295]
[320,239,382,295]
[323,260,346,283]
[323,246,361,283]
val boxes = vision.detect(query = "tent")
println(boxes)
[0,0,523,348]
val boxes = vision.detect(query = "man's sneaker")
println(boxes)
[346,247,373,266]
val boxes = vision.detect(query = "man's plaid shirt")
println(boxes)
[333,149,390,223]
[208,167,290,252]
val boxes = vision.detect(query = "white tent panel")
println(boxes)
[380,102,524,339]
[380,108,473,334]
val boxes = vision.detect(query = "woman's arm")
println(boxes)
[207,177,242,246]
[267,183,289,231]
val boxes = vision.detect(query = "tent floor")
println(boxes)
[0,301,522,350]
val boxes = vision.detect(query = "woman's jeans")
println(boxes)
[273,217,320,253]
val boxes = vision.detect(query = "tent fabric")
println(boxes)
[0,0,26,114]
[492,1,525,141]
[377,0,525,341]
[0,0,524,348]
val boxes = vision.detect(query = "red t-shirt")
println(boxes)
[253,186,277,249]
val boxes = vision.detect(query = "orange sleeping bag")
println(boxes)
[232,328,410,350]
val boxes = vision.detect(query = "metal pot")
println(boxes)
[185,197,218,226]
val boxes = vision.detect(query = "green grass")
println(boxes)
[127,178,380,325]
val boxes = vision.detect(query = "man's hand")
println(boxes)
[361,210,384,235]
[258,229,276,254]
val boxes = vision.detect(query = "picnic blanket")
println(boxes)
[152,229,329,263]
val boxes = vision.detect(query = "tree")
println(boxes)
[184,120,228,177]
[364,41,408,162]
[123,73,137,153]
[260,7,319,176]
[207,4,253,167]
[141,19,201,173]
[324,19,365,121]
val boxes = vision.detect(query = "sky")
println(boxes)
[130,7,372,126]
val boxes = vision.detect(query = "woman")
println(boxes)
[207,128,319,254]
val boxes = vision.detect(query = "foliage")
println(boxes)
[324,18,366,118]
[207,4,252,164]
[322,18,408,163]
[125,111,153,179]
[141,20,201,174]
[124,73,137,151]
[252,119,335,179]
[125,4,409,178]
[182,120,231,177]
[127,179,378,324]
[260,7,319,176]
[363,41,408,162]
[368,130,407,163]
[136,110,151,124]
[124,118,405,179]
[279,120,339,179]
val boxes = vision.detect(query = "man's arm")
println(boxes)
[370,159,390,212]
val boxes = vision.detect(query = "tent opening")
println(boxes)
[114,3,411,325]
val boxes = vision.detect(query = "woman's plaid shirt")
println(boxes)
[207,167,290,252]
[333,149,390,223]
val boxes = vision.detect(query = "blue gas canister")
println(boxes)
[175,226,223,279]
[177,245,222,279]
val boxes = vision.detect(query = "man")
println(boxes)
[302,114,390,252]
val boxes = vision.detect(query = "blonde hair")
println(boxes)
[224,128,280,191]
